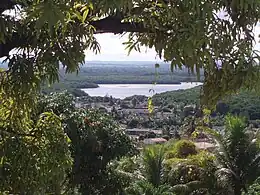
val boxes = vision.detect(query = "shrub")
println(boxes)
[245,177,260,195]
[166,140,197,159]
[164,151,217,194]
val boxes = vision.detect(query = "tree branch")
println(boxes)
[0,16,150,58]
[90,16,147,34]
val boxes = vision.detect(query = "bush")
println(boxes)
[245,177,260,195]
[166,140,197,159]
[164,151,218,194]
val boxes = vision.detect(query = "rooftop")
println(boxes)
[125,128,163,134]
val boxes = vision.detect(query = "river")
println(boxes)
[81,82,202,99]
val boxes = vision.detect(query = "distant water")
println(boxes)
[81,82,202,99]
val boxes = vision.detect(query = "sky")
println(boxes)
[86,24,260,61]
[85,34,159,61]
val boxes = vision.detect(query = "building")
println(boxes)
[125,128,163,136]
[143,138,167,145]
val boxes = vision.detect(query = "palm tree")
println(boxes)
[207,115,260,195]
[141,144,166,187]
[125,180,175,195]
[117,145,173,195]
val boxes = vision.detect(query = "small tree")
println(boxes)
[206,116,260,195]
[65,109,137,194]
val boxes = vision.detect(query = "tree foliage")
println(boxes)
[0,0,260,194]
[65,109,137,194]
[0,111,72,194]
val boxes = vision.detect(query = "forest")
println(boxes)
[1,0,260,195]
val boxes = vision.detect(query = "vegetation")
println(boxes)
[0,0,260,194]
[205,116,260,195]
[153,87,260,121]
[1,92,137,194]
[118,115,260,195]
[37,62,199,94]
[166,140,197,158]
[5,89,260,194]
[153,86,201,106]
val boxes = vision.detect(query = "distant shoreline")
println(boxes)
[84,81,204,88]
[81,81,204,89]
[94,81,182,85]
[82,83,202,99]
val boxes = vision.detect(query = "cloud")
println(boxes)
[85,34,159,61]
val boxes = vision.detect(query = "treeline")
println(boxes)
[41,80,98,95]
[153,87,260,120]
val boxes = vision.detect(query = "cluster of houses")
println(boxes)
[76,95,216,151]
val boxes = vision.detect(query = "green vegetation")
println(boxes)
[117,116,260,195]
[0,0,259,106]
[207,116,260,195]
[5,89,260,194]
[41,79,98,94]
[0,0,260,195]
[153,86,201,106]
[153,87,260,121]
[166,140,197,158]
[1,92,136,194]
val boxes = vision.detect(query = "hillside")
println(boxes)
[153,87,260,120]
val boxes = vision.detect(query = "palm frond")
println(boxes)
[171,180,202,195]
[142,145,166,187]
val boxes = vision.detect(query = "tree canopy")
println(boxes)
[0,0,259,108]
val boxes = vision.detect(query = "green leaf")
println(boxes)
[82,9,89,23]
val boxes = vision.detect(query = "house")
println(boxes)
[122,108,149,115]
[143,138,167,145]
[125,128,163,136]
[194,142,215,152]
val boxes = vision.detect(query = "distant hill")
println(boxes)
[153,87,260,120]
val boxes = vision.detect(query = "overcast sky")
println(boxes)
[86,24,260,61]
[85,34,159,61]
